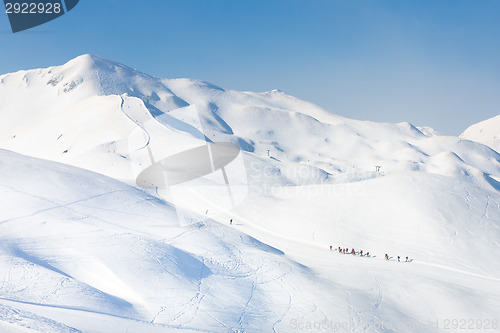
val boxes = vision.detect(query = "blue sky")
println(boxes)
[1,0,499,135]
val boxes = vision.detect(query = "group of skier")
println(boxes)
[330,246,369,257]
[329,245,411,262]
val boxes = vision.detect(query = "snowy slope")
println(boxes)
[461,115,500,153]
[1,151,499,332]
[1,56,500,332]
[0,149,349,332]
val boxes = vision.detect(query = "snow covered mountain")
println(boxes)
[3,54,500,187]
[461,115,500,153]
[1,55,500,332]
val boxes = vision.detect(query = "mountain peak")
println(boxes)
[50,54,164,97]
[68,53,98,63]
[61,54,132,75]
[460,115,500,153]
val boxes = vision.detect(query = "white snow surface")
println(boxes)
[0,55,500,332]
[461,115,500,154]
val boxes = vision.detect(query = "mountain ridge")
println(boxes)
[1,54,499,189]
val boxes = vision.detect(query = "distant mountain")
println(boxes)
[461,115,500,153]
[1,54,499,190]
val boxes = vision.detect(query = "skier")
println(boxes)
[351,249,355,255]
[360,250,363,256]
[338,247,342,253]
[397,256,400,262]
[230,219,233,225]
[366,252,369,257]
[385,254,389,261]
[330,245,333,251]
[406,256,409,262]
